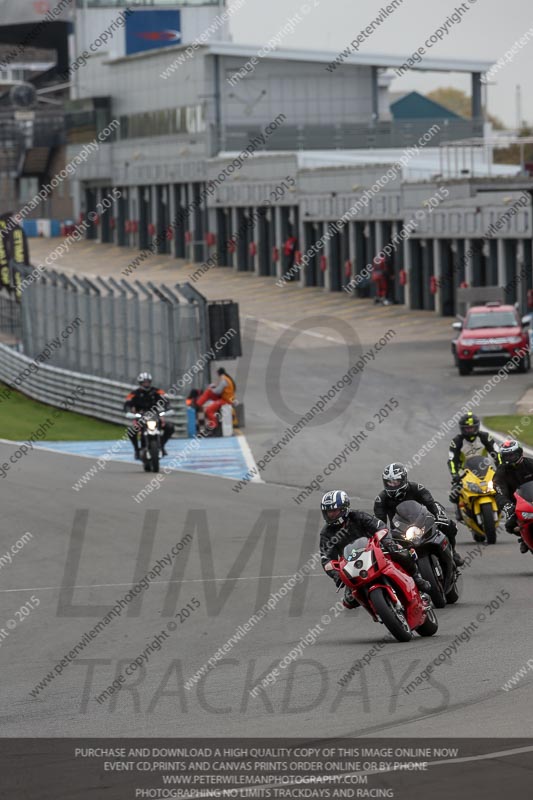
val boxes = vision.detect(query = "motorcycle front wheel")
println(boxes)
[370,587,412,643]
[149,439,160,473]
[480,504,497,545]
[418,556,446,608]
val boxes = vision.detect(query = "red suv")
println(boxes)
[452,302,530,376]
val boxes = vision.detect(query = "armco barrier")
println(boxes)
[0,343,187,435]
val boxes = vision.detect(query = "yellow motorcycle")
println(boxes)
[457,455,501,544]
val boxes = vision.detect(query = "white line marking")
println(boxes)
[0,574,322,593]
[236,433,263,483]
[245,315,343,343]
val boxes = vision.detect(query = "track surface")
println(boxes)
[2,288,533,739]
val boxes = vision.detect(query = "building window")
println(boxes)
[19,177,39,204]
[119,104,205,139]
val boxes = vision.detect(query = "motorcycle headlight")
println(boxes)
[521,512,533,519]
[146,420,158,431]
[486,480,494,492]
[405,526,423,541]
[466,481,483,494]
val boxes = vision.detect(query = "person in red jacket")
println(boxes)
[372,256,391,305]
[284,236,298,277]
[194,367,236,432]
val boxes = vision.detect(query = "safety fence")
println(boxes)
[0,289,22,340]
[17,268,210,388]
[0,343,188,435]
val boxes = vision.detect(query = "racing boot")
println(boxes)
[452,550,464,567]
[518,537,529,554]
[413,573,432,594]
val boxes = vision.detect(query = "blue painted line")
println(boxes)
[33,435,259,482]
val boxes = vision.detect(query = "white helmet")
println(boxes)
[137,372,152,390]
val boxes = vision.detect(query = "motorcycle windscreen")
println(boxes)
[516,481,533,503]
[343,536,370,560]
[464,455,492,478]
[393,500,429,534]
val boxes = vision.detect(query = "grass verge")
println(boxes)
[484,415,533,448]
[0,383,124,441]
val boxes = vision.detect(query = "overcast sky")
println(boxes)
[227,0,533,127]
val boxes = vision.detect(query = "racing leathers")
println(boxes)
[448,430,500,515]
[374,481,463,566]
[123,386,175,456]
[319,510,429,609]
[493,456,533,538]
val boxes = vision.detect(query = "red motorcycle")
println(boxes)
[331,531,439,642]
[514,481,533,553]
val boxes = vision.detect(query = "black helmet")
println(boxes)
[321,490,350,526]
[382,462,408,499]
[500,439,524,467]
[137,371,152,391]
[459,412,480,440]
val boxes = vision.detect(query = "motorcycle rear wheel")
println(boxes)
[370,587,412,643]
[480,504,497,545]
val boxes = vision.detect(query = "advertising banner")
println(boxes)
[125,10,182,56]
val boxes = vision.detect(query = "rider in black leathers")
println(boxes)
[123,372,174,459]
[493,439,533,553]
[374,463,464,566]
[320,490,431,609]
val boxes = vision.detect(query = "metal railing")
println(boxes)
[219,118,484,152]
[0,342,188,434]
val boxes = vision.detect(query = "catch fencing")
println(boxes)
[0,289,22,340]
[18,269,206,389]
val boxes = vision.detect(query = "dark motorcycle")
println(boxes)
[392,500,460,608]
[126,410,173,473]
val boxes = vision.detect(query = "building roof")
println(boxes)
[390,90,463,120]
[109,40,493,74]
[206,42,493,74]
